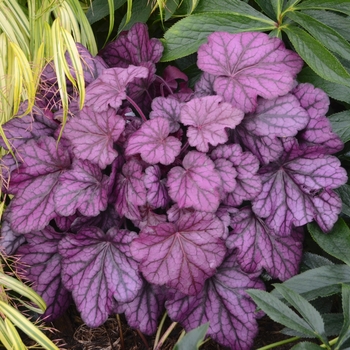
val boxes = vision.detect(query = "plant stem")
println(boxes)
[256,336,300,350]
[154,322,178,350]
[154,312,168,350]
[125,96,147,123]
[116,314,124,350]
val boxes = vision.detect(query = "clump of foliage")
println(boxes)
[0,22,347,350]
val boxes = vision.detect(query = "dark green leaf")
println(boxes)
[335,185,350,218]
[297,67,350,104]
[302,252,334,270]
[173,322,209,350]
[271,0,285,17]
[286,11,350,60]
[86,0,126,24]
[284,26,350,87]
[271,265,350,301]
[247,289,317,338]
[273,285,328,344]
[303,10,350,42]
[165,0,180,21]
[161,13,275,61]
[118,0,152,33]
[295,0,350,16]
[328,111,350,144]
[254,0,276,18]
[291,342,323,350]
[308,219,350,265]
[336,284,350,348]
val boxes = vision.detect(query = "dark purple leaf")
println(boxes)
[165,251,265,350]
[63,106,125,169]
[228,207,304,280]
[125,117,182,165]
[167,151,221,212]
[150,97,182,133]
[166,204,195,223]
[180,96,244,152]
[84,65,148,112]
[0,154,19,193]
[144,165,170,208]
[8,137,71,233]
[211,144,262,206]
[252,139,347,233]
[133,205,167,230]
[16,226,70,320]
[131,211,226,295]
[54,215,77,232]
[197,32,303,112]
[99,23,163,68]
[0,213,25,255]
[59,226,142,327]
[114,159,147,220]
[54,158,109,217]
[194,72,216,97]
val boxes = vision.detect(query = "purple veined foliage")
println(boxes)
[293,83,344,154]
[165,250,265,350]
[166,204,195,223]
[0,211,25,255]
[53,98,81,123]
[216,205,239,240]
[16,226,71,321]
[121,279,167,335]
[132,205,167,230]
[125,117,182,165]
[0,153,20,194]
[118,111,142,144]
[161,65,190,94]
[114,159,147,221]
[197,32,303,113]
[228,207,304,280]
[99,23,163,68]
[149,96,182,133]
[59,226,143,327]
[84,65,149,112]
[167,151,222,212]
[252,138,347,234]
[194,72,216,97]
[63,106,125,169]
[7,136,71,234]
[54,214,77,232]
[180,95,244,152]
[144,165,171,208]
[131,211,226,295]
[211,144,262,207]
[54,158,109,217]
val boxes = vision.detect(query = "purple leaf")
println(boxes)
[228,207,304,280]
[194,72,216,97]
[99,23,163,68]
[114,159,147,220]
[125,117,182,165]
[16,226,70,320]
[122,280,166,335]
[165,251,265,350]
[84,65,148,112]
[293,83,343,154]
[144,165,170,208]
[213,158,237,194]
[0,213,25,255]
[63,106,125,169]
[133,205,167,230]
[150,97,182,133]
[59,226,142,327]
[197,32,303,112]
[243,94,309,137]
[180,96,244,152]
[252,139,347,233]
[167,151,221,212]
[8,137,71,233]
[54,159,109,217]
[131,211,226,295]
[211,144,262,206]
[166,204,195,223]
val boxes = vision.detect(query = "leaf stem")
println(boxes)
[154,321,177,350]
[155,75,174,96]
[125,95,147,123]
[154,312,168,350]
[256,336,300,350]
[116,314,124,350]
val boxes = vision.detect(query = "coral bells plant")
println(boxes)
[0,23,347,350]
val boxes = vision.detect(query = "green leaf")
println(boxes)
[86,0,126,24]
[302,252,334,270]
[271,0,285,17]
[284,26,350,87]
[286,11,350,60]
[254,0,276,18]
[328,111,350,144]
[173,323,209,350]
[291,342,323,350]
[118,0,152,33]
[247,289,318,338]
[273,285,328,344]
[308,219,350,265]
[295,0,350,16]
[335,185,350,217]
[335,284,350,349]
[161,12,275,61]
[303,10,350,42]
[297,67,350,104]
[165,0,180,21]
[271,265,350,301]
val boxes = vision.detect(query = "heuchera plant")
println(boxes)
[0,24,347,350]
